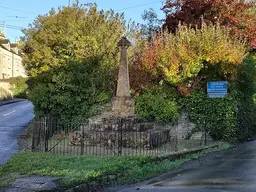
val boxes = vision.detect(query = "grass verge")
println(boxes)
[18,123,33,151]
[0,142,230,189]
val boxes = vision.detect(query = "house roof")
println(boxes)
[10,43,18,48]
[0,39,10,44]
[0,37,21,56]
[0,44,20,56]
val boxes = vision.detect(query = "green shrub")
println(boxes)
[180,92,238,141]
[28,59,113,120]
[135,92,179,122]
[235,53,256,140]
[179,54,256,142]
[9,76,28,98]
[23,4,141,120]
[138,24,246,86]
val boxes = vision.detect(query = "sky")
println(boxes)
[0,0,165,43]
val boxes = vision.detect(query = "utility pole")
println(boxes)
[68,0,71,7]
[3,21,6,36]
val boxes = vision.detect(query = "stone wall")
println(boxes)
[68,129,170,149]
[68,113,197,150]
[88,113,196,139]
[69,117,170,149]
[89,117,153,131]
[168,113,196,140]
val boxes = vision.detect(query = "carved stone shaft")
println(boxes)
[116,37,131,97]
[112,37,135,117]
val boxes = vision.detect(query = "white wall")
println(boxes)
[0,46,26,79]
[0,82,13,98]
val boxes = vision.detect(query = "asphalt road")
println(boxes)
[102,141,256,192]
[0,100,34,165]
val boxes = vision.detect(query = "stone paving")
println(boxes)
[5,176,60,192]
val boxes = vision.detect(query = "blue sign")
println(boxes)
[207,82,227,98]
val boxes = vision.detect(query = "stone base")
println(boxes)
[112,96,135,117]
[68,129,170,149]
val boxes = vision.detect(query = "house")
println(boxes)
[0,31,26,79]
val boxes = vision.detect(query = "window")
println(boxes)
[3,56,5,68]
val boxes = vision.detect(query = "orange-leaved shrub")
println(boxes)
[131,24,246,95]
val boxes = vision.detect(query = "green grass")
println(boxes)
[0,143,230,189]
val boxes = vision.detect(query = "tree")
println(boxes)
[22,2,140,119]
[22,3,127,77]
[162,0,256,46]
[141,8,162,40]
[132,24,246,95]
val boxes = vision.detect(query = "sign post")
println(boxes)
[207,82,227,98]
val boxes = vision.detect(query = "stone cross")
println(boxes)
[112,37,135,117]
[116,37,131,97]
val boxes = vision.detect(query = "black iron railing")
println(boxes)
[31,116,213,156]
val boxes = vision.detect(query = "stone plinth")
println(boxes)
[112,96,135,117]
[68,128,170,149]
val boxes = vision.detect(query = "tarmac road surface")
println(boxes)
[0,100,34,165]
[101,140,256,192]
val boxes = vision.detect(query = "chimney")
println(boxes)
[0,30,5,39]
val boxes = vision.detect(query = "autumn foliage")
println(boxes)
[131,24,246,95]
[162,0,256,46]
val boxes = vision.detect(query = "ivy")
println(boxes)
[235,53,256,140]
[180,92,238,141]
